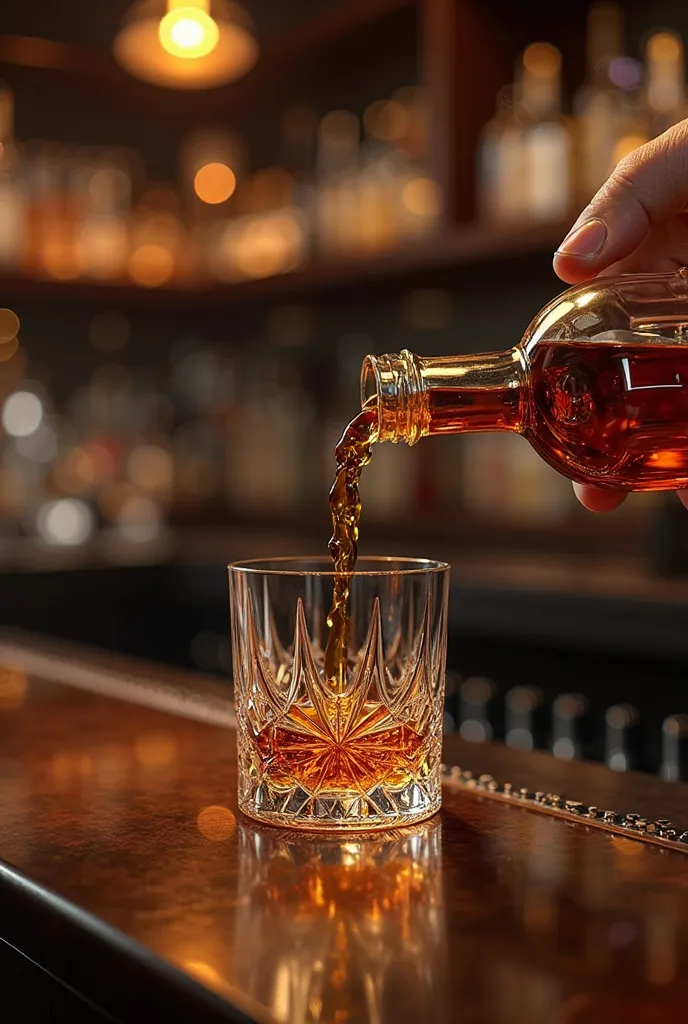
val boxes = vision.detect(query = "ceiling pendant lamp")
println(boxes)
[113,0,258,90]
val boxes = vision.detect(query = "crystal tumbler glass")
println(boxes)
[229,556,450,830]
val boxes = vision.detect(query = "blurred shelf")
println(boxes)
[0,272,207,308]
[0,0,416,114]
[0,222,565,309]
[3,527,688,663]
[203,221,565,303]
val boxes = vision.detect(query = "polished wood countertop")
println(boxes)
[1,633,688,1022]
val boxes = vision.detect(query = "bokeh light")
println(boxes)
[608,56,643,90]
[36,498,94,546]
[2,391,44,438]
[194,162,236,204]
[128,243,175,287]
[233,211,305,278]
[16,422,58,464]
[115,494,162,543]
[128,444,174,494]
[401,177,441,220]
[196,804,236,841]
[78,218,129,280]
[0,337,19,363]
[135,732,178,766]
[0,309,19,343]
[363,99,409,142]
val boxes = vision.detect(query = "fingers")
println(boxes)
[572,482,628,512]
[554,120,688,283]
[574,487,688,512]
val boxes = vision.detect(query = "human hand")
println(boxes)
[553,120,688,512]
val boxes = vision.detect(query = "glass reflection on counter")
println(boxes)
[233,819,446,1024]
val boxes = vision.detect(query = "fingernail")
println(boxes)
[555,218,607,259]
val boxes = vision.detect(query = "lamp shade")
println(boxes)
[113,0,258,90]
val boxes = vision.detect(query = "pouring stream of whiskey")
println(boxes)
[324,401,379,691]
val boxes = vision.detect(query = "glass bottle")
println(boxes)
[77,148,132,281]
[519,43,574,223]
[314,109,361,255]
[574,2,626,202]
[644,30,688,137]
[361,269,688,491]
[477,84,528,223]
[0,82,25,269]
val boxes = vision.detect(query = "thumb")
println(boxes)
[554,121,688,283]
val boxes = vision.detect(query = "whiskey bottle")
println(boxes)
[574,2,625,201]
[0,82,25,268]
[644,30,687,137]
[519,43,574,222]
[361,269,688,491]
[477,84,528,223]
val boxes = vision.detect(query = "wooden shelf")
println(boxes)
[0,0,416,115]
[203,221,565,304]
[0,222,564,308]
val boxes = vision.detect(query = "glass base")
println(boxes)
[239,778,442,832]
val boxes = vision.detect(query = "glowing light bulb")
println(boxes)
[159,7,220,60]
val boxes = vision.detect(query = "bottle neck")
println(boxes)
[361,348,526,445]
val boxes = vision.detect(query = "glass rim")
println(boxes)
[228,555,450,578]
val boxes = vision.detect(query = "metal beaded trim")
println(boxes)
[441,764,688,853]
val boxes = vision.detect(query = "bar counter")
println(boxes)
[1,633,688,1023]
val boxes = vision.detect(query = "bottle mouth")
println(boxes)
[359,350,425,445]
[360,354,380,408]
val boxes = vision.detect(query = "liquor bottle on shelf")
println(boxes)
[574,2,626,201]
[644,30,687,137]
[24,143,73,280]
[505,685,543,751]
[314,109,361,255]
[477,85,527,223]
[0,83,25,269]
[127,185,185,288]
[390,86,440,243]
[608,53,649,168]
[551,693,589,761]
[459,433,510,520]
[76,149,133,282]
[226,342,314,515]
[361,269,688,494]
[478,43,573,224]
[357,99,400,254]
[458,677,496,744]
[519,43,574,222]
[500,433,573,526]
[604,703,639,771]
[660,714,688,782]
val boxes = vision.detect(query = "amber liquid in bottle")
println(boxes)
[529,339,688,488]
[364,335,688,492]
[419,340,688,488]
